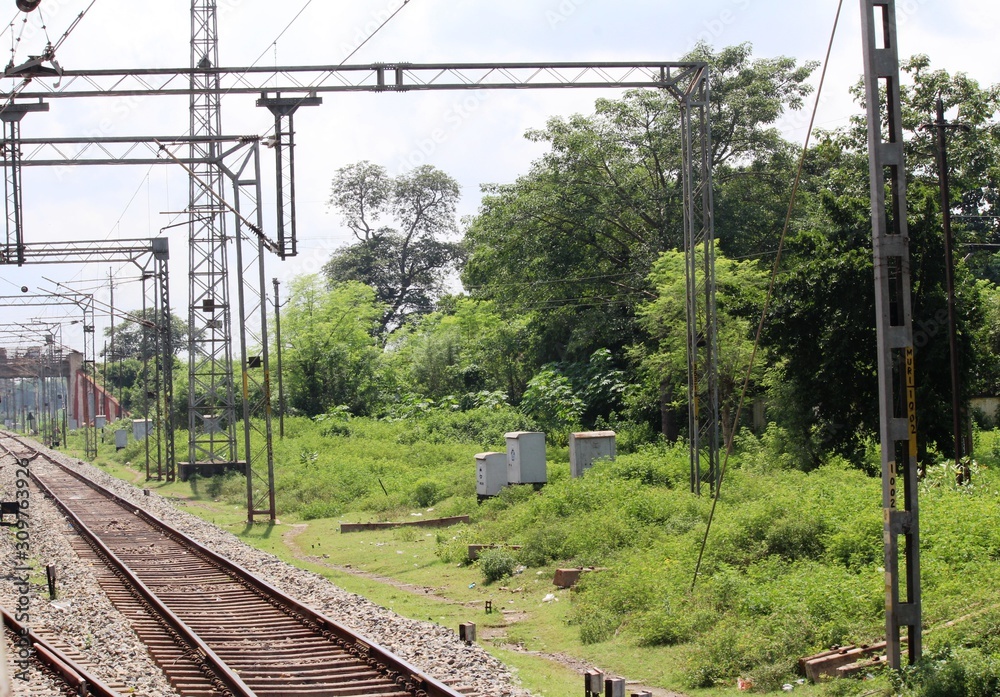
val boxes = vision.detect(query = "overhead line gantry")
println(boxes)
[0,5,719,520]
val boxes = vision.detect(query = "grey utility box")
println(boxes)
[476,452,507,498]
[114,429,128,451]
[132,419,152,440]
[95,414,107,429]
[569,431,616,478]
[505,431,547,485]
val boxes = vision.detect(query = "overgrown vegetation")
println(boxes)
[94,415,1000,693]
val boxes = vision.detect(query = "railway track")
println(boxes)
[0,433,469,697]
[1,604,123,697]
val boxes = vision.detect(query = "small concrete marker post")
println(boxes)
[585,669,604,696]
[604,677,625,697]
[459,622,476,644]
[631,691,653,697]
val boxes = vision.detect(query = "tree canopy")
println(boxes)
[267,45,1000,470]
[102,309,186,361]
[323,161,464,334]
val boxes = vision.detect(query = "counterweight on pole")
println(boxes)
[860,0,921,668]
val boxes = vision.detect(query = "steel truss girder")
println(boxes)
[860,0,921,668]
[0,292,96,459]
[1,62,705,99]
[0,44,718,512]
[0,134,258,168]
[187,0,236,470]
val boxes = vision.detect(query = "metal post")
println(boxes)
[82,297,97,460]
[230,143,277,523]
[926,97,965,481]
[257,94,322,259]
[680,67,719,496]
[860,0,921,668]
[154,238,175,481]
[108,270,115,415]
[141,273,152,479]
[273,278,285,440]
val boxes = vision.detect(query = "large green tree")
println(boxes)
[277,275,385,417]
[763,56,1000,463]
[635,247,767,444]
[462,43,815,430]
[324,161,464,334]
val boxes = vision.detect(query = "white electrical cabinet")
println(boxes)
[132,419,152,440]
[569,431,616,478]
[505,431,547,484]
[476,452,507,497]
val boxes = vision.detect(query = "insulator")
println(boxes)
[16,0,41,12]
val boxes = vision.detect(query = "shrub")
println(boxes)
[412,479,442,508]
[477,547,517,584]
[517,522,570,567]
[300,500,342,520]
[393,405,537,448]
[578,607,619,645]
[205,472,242,501]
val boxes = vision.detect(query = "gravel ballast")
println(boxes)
[0,444,181,697]
[27,442,537,697]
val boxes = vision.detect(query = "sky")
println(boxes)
[0,0,996,354]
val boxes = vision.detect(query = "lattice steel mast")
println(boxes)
[188,0,237,467]
[860,0,921,668]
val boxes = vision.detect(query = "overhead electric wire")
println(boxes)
[339,0,411,66]
[691,0,845,592]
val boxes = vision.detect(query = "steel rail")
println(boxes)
[0,604,123,697]
[0,436,253,695]
[13,451,257,697]
[3,434,465,697]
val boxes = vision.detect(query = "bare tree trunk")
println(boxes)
[660,384,678,442]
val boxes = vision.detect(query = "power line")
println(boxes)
[691,0,846,592]
[340,0,411,66]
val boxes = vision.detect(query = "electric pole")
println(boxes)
[922,97,969,482]
[273,278,285,440]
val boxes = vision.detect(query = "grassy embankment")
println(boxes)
[64,414,1000,696]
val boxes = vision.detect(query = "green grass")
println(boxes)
[53,417,1000,695]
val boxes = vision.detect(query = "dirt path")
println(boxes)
[281,523,687,697]
[282,523,456,600]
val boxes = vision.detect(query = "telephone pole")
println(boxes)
[922,97,969,482]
